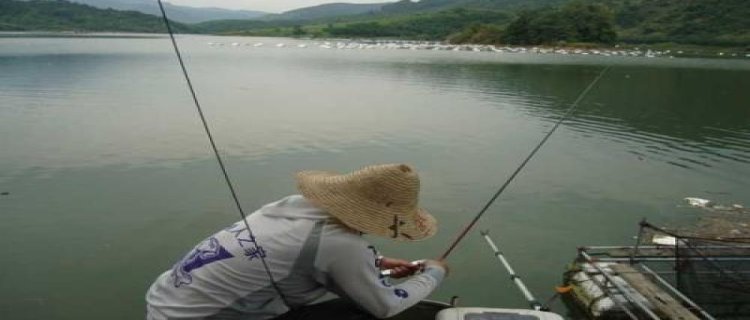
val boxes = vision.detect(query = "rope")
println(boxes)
[155,0,291,307]
[440,66,611,260]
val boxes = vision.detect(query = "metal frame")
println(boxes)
[638,264,716,320]
[570,220,750,320]
[578,250,661,320]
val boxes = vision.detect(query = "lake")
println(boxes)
[1,34,749,319]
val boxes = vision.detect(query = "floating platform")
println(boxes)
[564,221,750,320]
[565,259,701,320]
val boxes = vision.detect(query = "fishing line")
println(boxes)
[440,66,611,261]
[155,0,290,307]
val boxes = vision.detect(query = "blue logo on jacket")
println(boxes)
[394,288,409,299]
[171,237,234,287]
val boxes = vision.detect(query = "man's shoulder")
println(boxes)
[321,221,370,249]
[316,222,377,270]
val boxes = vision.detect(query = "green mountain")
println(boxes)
[605,0,750,46]
[266,2,387,21]
[312,0,749,46]
[497,1,617,45]
[0,0,188,32]
[193,19,287,35]
[67,0,268,24]
[325,9,512,40]
[2,0,748,47]
[380,0,566,14]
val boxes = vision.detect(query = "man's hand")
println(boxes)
[379,257,422,279]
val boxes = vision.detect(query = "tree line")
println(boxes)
[3,0,748,47]
[450,1,617,45]
[0,0,187,32]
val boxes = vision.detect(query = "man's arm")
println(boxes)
[317,239,446,319]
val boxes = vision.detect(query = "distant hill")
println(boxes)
[604,0,750,46]
[67,0,267,23]
[0,0,188,32]
[193,19,285,34]
[319,0,750,46]
[380,0,566,14]
[3,0,747,47]
[265,2,387,21]
[374,0,749,45]
[326,8,512,40]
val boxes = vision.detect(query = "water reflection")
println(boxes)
[2,37,748,177]
[2,35,750,320]
[369,61,750,172]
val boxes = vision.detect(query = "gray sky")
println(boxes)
[168,0,394,13]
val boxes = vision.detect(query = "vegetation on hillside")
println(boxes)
[607,0,750,46]
[263,2,386,21]
[502,1,616,45]
[2,0,749,48]
[68,0,267,24]
[0,0,187,32]
[380,0,566,15]
[325,9,511,40]
[193,19,288,34]
[199,0,749,47]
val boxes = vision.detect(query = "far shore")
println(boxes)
[2,31,748,59]
[0,31,166,39]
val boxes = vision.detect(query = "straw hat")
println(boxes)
[296,164,437,241]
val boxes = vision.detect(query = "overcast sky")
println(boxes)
[167,0,395,13]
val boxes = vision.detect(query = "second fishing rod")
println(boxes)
[439,66,611,261]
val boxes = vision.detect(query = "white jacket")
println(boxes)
[146,195,445,319]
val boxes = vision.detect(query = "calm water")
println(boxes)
[1,35,749,319]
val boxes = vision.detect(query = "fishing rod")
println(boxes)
[480,230,542,311]
[155,0,290,306]
[439,66,611,261]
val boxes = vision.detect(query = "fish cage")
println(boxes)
[563,220,750,320]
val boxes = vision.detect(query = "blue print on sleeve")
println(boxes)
[171,237,234,287]
[394,288,409,299]
[224,222,268,261]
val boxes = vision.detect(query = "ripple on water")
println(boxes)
[564,112,750,171]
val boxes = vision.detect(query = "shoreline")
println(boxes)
[0,31,166,39]
[2,31,748,60]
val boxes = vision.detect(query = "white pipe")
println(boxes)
[480,231,541,311]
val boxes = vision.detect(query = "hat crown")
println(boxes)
[295,163,437,241]
[351,164,420,212]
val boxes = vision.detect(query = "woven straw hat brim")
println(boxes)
[296,170,437,241]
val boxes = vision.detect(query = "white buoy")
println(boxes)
[685,197,713,208]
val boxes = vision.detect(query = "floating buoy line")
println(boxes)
[206,40,750,59]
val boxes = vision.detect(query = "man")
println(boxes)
[146,163,448,319]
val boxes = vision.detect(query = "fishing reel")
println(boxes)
[380,260,426,277]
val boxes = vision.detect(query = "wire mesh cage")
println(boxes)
[635,222,750,319]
